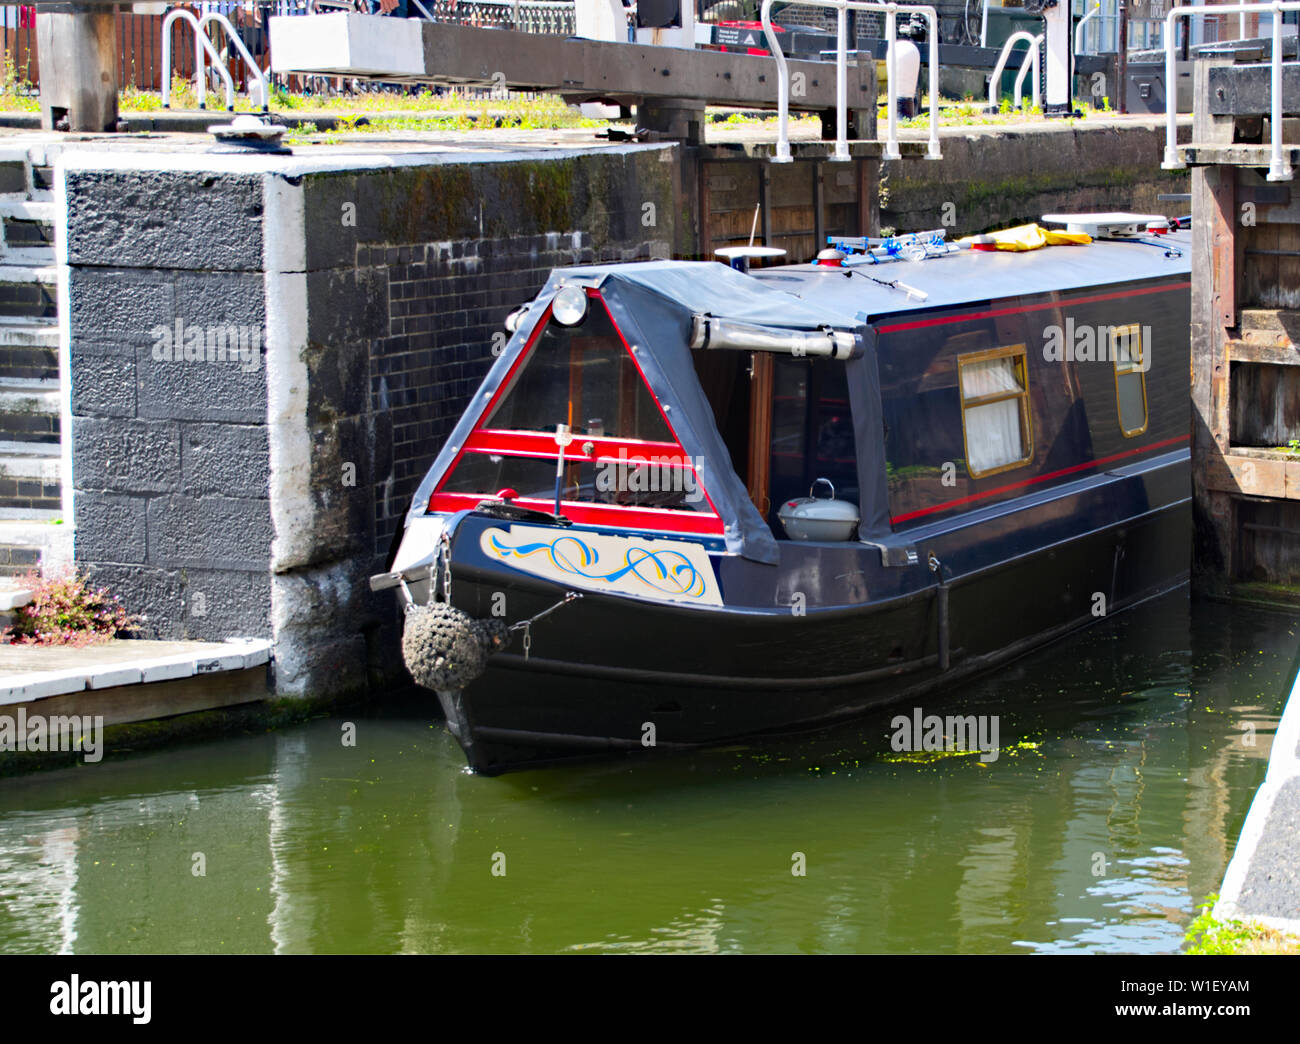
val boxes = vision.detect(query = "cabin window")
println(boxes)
[1112,324,1148,437]
[958,345,1033,478]
[430,293,723,536]
[483,304,673,443]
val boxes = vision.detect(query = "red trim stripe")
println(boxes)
[477,302,554,420]
[428,492,725,536]
[428,302,556,515]
[465,429,689,463]
[461,445,700,468]
[433,290,722,532]
[876,282,1191,334]
[889,434,1189,525]
[434,292,722,538]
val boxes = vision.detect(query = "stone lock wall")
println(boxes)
[61,123,1185,705]
[882,120,1191,236]
[62,144,681,702]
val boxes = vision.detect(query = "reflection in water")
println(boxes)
[0,591,1293,954]
[0,822,79,954]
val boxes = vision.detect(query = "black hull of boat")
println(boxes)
[437,497,1191,775]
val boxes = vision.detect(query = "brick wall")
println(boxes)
[369,233,601,558]
[295,150,678,591]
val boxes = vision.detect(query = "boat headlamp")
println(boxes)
[552,286,589,326]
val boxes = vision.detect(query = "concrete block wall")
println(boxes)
[64,168,272,643]
[64,169,273,644]
[882,120,1191,235]
[62,144,679,703]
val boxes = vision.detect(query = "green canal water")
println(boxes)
[0,590,1294,954]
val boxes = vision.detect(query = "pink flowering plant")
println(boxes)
[3,570,140,647]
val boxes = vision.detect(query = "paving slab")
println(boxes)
[1217,661,1300,934]
[0,637,272,706]
[1232,776,1300,922]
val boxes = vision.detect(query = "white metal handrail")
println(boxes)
[1013,34,1043,110]
[1075,1,1101,54]
[988,29,1037,110]
[161,9,236,111]
[761,0,941,164]
[199,12,270,113]
[1162,1,1300,182]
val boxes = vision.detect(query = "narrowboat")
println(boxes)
[371,213,1193,774]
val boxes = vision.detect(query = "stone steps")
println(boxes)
[0,157,26,197]
[0,156,45,201]
[0,578,34,633]
[0,199,55,265]
[0,146,66,623]
[0,516,71,626]
[0,316,62,519]
[0,318,59,381]
[0,515,71,628]
[0,263,57,320]
[0,145,55,204]
[0,441,61,516]
[0,547,39,578]
[0,380,60,445]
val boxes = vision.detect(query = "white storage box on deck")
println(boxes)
[777,480,860,542]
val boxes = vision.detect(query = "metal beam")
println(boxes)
[268,13,874,113]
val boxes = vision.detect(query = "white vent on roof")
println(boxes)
[715,246,788,262]
[715,246,788,274]
[1041,213,1169,239]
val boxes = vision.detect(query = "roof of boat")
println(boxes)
[552,229,1191,330]
[748,228,1192,324]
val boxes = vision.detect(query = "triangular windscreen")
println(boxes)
[483,304,674,443]
[431,293,722,535]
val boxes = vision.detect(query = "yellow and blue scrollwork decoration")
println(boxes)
[480,527,722,606]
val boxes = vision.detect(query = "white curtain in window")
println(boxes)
[962,357,1025,475]
[961,356,1022,398]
